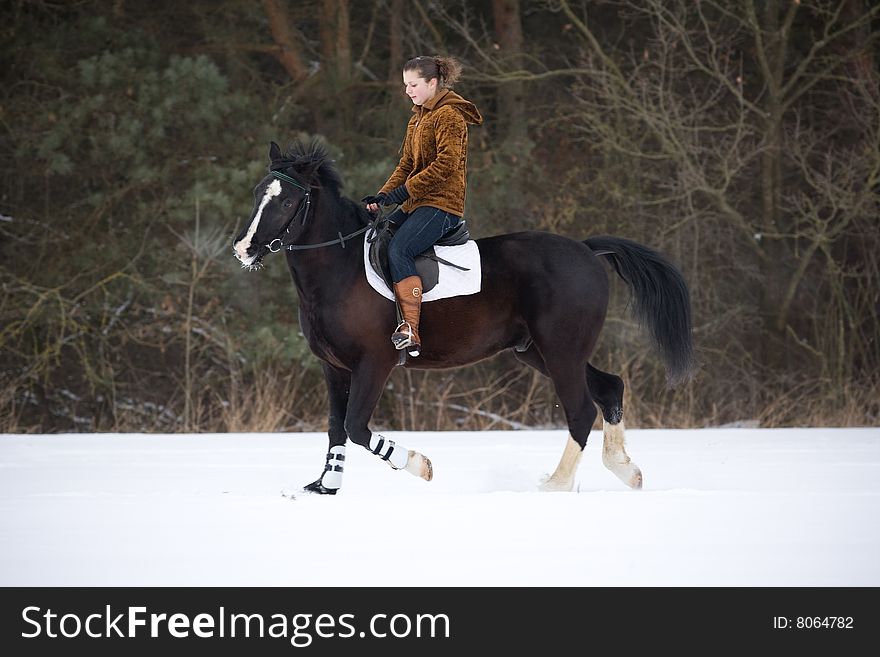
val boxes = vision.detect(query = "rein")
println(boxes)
[266,169,384,253]
[282,223,373,252]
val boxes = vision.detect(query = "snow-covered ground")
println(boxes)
[1,427,877,586]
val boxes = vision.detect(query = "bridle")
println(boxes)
[264,170,374,253]
[264,170,312,253]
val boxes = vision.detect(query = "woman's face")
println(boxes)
[403,69,438,106]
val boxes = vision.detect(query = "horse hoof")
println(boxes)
[538,474,574,492]
[405,450,433,481]
[604,458,643,490]
[628,468,643,490]
[302,479,338,495]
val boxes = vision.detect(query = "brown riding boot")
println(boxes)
[392,275,423,356]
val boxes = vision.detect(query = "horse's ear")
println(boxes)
[268,141,282,163]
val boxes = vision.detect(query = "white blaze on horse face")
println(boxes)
[234,179,282,264]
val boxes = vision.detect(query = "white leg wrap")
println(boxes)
[540,435,583,492]
[321,445,345,490]
[368,434,433,481]
[602,420,643,489]
[368,434,409,470]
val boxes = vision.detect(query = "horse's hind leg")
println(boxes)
[515,347,641,490]
[588,364,642,489]
[515,346,596,491]
[544,367,597,491]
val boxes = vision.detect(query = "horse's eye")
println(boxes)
[283,198,293,209]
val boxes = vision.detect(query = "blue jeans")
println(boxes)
[387,206,462,282]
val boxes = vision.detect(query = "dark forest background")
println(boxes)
[2,0,878,433]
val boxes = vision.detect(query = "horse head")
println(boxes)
[232,141,321,269]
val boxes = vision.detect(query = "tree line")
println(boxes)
[1,0,877,432]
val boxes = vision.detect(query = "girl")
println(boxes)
[363,55,483,357]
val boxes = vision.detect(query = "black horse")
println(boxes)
[233,141,694,494]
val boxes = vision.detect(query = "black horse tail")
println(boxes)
[585,236,695,386]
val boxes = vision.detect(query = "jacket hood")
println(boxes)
[416,89,483,125]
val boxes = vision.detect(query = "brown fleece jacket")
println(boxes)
[379,89,483,216]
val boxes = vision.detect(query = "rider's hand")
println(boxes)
[362,185,408,213]
[361,193,387,214]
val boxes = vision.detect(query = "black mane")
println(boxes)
[271,139,344,196]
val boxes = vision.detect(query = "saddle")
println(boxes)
[367,216,471,294]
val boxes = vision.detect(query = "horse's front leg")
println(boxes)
[303,363,350,495]
[344,362,433,482]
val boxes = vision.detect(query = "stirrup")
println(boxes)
[391,322,420,356]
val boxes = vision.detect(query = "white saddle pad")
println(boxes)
[363,236,482,302]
